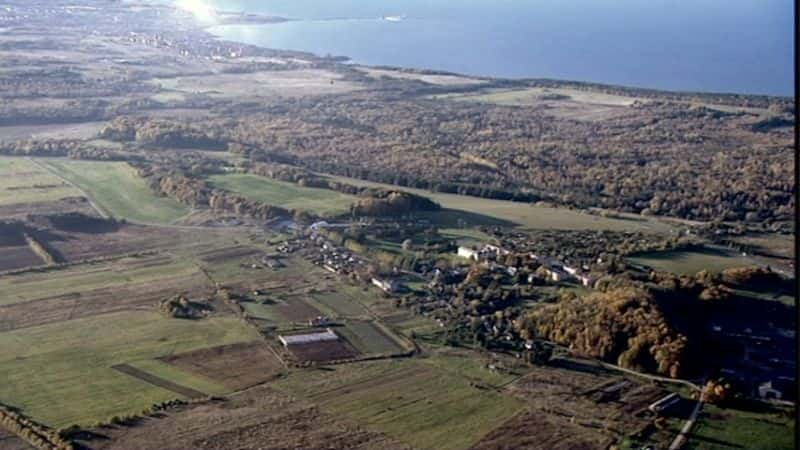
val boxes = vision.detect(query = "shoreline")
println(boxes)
[194,10,793,99]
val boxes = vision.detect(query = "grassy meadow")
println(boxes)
[0,157,80,206]
[273,359,524,450]
[626,247,760,274]
[39,159,188,224]
[0,255,202,307]
[206,173,357,216]
[0,311,260,427]
[324,174,674,233]
[686,403,795,450]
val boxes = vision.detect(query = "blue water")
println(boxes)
[204,0,794,96]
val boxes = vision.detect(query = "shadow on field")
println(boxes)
[419,208,515,228]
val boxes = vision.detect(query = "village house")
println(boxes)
[543,266,569,282]
[457,246,479,261]
[372,277,399,293]
[576,274,595,287]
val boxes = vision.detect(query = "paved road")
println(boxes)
[669,394,705,450]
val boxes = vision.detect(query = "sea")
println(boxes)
[200,0,794,96]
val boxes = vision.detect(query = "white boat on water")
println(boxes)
[383,14,405,22]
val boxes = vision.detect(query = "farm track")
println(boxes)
[112,364,207,399]
[28,157,110,219]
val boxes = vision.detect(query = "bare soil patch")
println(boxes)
[0,246,43,272]
[77,386,408,450]
[275,296,324,322]
[197,245,262,264]
[0,197,95,220]
[286,340,358,363]
[481,361,668,449]
[112,364,207,399]
[47,224,197,262]
[159,341,283,391]
[0,270,214,332]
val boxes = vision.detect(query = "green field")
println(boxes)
[0,311,260,427]
[338,320,405,355]
[687,403,795,450]
[273,359,524,450]
[0,157,80,206]
[0,255,201,307]
[626,247,759,274]
[207,173,357,216]
[124,358,230,397]
[309,289,371,318]
[39,159,189,224]
[324,174,674,233]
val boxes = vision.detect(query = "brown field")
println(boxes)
[77,385,408,450]
[112,364,207,399]
[275,296,324,322]
[358,67,486,86]
[159,341,284,391]
[196,245,262,264]
[0,246,44,272]
[286,340,359,363]
[148,69,362,99]
[0,254,216,332]
[0,121,106,141]
[486,359,669,449]
[0,197,96,220]
[434,87,647,122]
[45,225,194,262]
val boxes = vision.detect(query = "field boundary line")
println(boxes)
[29,157,110,219]
[112,363,207,399]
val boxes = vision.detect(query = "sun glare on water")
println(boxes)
[175,0,217,23]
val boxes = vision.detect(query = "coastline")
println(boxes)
[199,15,793,100]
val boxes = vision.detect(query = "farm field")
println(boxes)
[285,339,359,362]
[120,359,230,398]
[272,359,525,450]
[0,254,204,307]
[309,288,371,318]
[0,157,80,206]
[430,87,644,121]
[0,311,260,428]
[0,121,106,142]
[686,403,795,450]
[626,246,760,274]
[206,173,356,217]
[324,174,675,234]
[38,159,189,224]
[148,68,361,99]
[337,320,406,355]
[76,384,408,450]
[158,341,284,391]
[357,67,486,86]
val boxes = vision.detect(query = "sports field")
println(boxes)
[39,159,189,224]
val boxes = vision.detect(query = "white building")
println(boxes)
[278,329,339,346]
[372,277,398,293]
[457,246,479,260]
